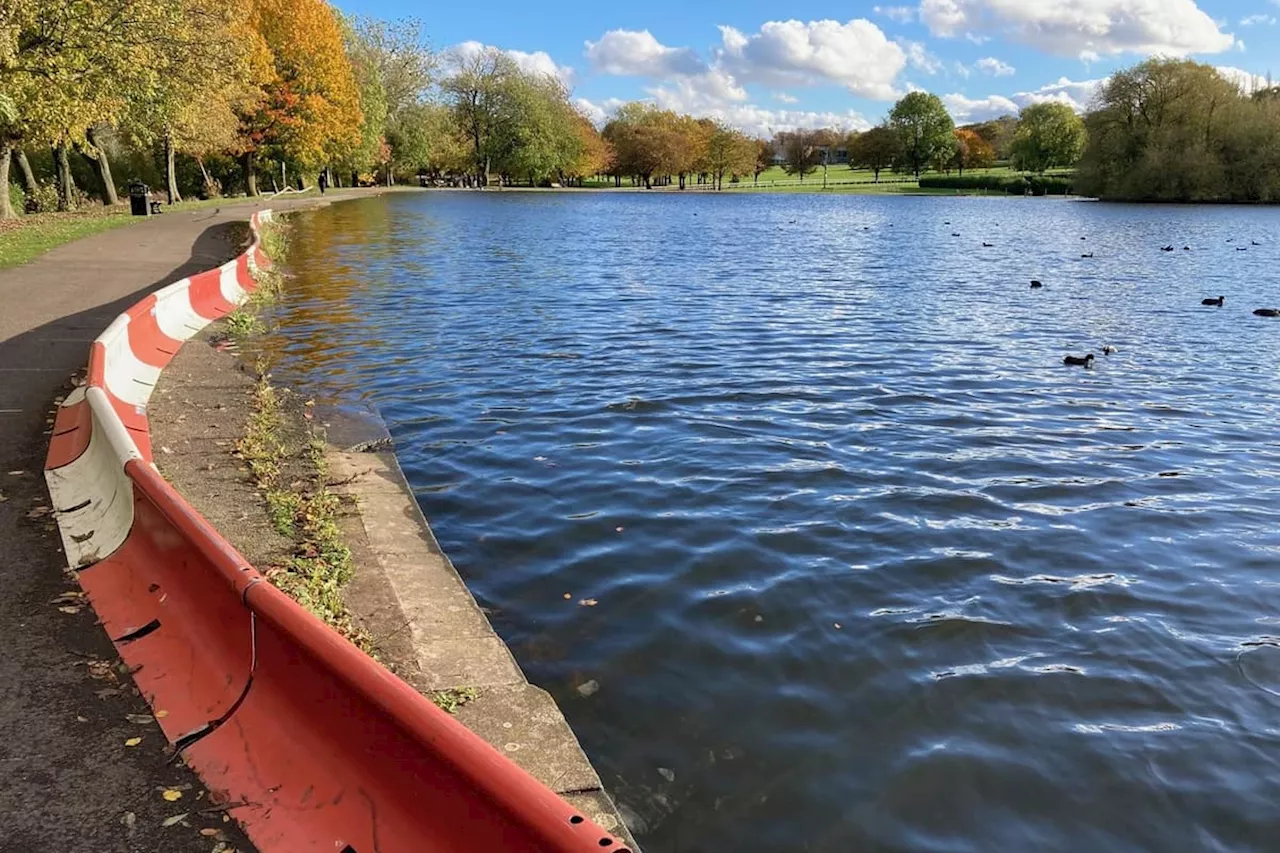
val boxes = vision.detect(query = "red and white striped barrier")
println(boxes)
[43,209,629,853]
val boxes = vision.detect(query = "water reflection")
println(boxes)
[267,192,1280,852]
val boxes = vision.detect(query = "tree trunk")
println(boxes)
[83,128,119,205]
[164,132,181,204]
[242,151,258,196]
[351,170,358,188]
[14,149,37,200]
[53,142,76,211]
[0,144,14,220]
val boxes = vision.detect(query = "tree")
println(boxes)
[752,138,772,186]
[888,91,956,178]
[967,116,1018,160]
[1011,102,1086,173]
[702,122,754,190]
[951,128,994,175]
[778,130,820,181]
[443,47,523,185]
[848,125,899,182]
[236,0,364,195]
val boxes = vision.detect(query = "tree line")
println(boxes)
[3,4,1275,216]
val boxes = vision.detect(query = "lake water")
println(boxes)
[267,191,1280,852]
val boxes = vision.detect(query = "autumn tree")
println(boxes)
[889,91,956,178]
[951,127,994,175]
[236,0,364,195]
[967,116,1018,160]
[701,122,754,190]
[752,138,773,186]
[848,124,899,182]
[442,47,524,185]
[1011,102,1086,173]
[777,130,820,181]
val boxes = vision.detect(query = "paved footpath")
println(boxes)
[0,191,373,853]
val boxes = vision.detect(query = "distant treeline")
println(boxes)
[1077,59,1280,203]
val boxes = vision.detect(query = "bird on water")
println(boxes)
[1255,308,1280,317]
[1063,354,1096,367]
[1030,280,1043,289]
[1202,296,1225,306]
[1081,252,1094,258]
[1102,345,1117,355]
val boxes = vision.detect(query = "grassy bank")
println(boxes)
[0,196,241,270]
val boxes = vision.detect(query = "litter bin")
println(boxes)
[129,181,149,217]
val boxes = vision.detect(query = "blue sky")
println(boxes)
[334,0,1279,135]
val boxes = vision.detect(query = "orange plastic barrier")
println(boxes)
[44,210,630,852]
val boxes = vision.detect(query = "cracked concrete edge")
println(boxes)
[329,447,639,850]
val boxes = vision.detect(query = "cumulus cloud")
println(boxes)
[918,0,1235,57]
[975,56,1015,76]
[1240,14,1276,26]
[656,99,873,138]
[449,41,576,86]
[944,76,1106,122]
[773,92,799,103]
[715,19,906,99]
[573,97,628,127]
[1215,65,1269,92]
[584,29,705,77]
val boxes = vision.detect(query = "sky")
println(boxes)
[333,0,1280,136]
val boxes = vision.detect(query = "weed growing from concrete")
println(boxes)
[431,687,479,714]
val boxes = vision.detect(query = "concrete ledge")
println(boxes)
[329,447,637,846]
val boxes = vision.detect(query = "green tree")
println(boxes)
[1010,103,1086,172]
[752,138,773,186]
[888,91,956,178]
[442,47,523,185]
[848,124,900,182]
[702,122,754,190]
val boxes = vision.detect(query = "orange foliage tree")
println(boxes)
[952,127,995,175]
[236,0,362,193]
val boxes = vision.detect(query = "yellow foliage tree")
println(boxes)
[237,0,363,193]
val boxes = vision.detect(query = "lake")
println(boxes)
[266,191,1280,852]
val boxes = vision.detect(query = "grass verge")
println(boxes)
[232,218,374,654]
[0,197,232,270]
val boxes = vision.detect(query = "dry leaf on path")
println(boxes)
[161,789,183,802]
[161,811,188,825]
[124,737,142,747]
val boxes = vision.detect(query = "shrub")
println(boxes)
[918,174,1074,195]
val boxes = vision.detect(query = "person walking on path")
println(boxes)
[318,170,328,194]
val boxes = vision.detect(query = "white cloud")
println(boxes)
[944,75,1106,122]
[874,5,916,22]
[900,39,943,74]
[449,41,576,86]
[773,92,799,103]
[1240,14,1276,26]
[1215,65,1268,92]
[574,97,623,127]
[584,29,705,77]
[953,61,972,78]
[975,56,1016,76]
[919,0,1236,57]
[660,101,872,138]
[943,92,1020,122]
[716,19,907,99]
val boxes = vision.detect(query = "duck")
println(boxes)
[1252,240,1262,246]
[1237,247,1248,252]
[1254,308,1280,317]
[1081,252,1094,259]
[951,232,961,237]
[1063,354,1096,367]
[1030,280,1043,289]
[1161,245,1175,252]
[982,242,994,248]
[1102,345,1118,355]
[1183,246,1191,251]
[1201,296,1225,306]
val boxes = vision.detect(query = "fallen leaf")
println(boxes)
[0,492,7,502]
[8,470,26,476]
[577,679,600,698]
[120,811,136,828]
[26,506,51,519]
[76,715,87,722]
[162,789,183,802]
[58,606,81,614]
[161,811,188,825]
[578,599,598,607]
[200,828,220,837]
[125,713,155,725]
[155,709,169,719]
[834,623,842,630]
[160,446,173,455]
[615,526,624,533]
[562,593,571,600]
[124,737,142,747]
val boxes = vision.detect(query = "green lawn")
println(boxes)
[0,197,236,270]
